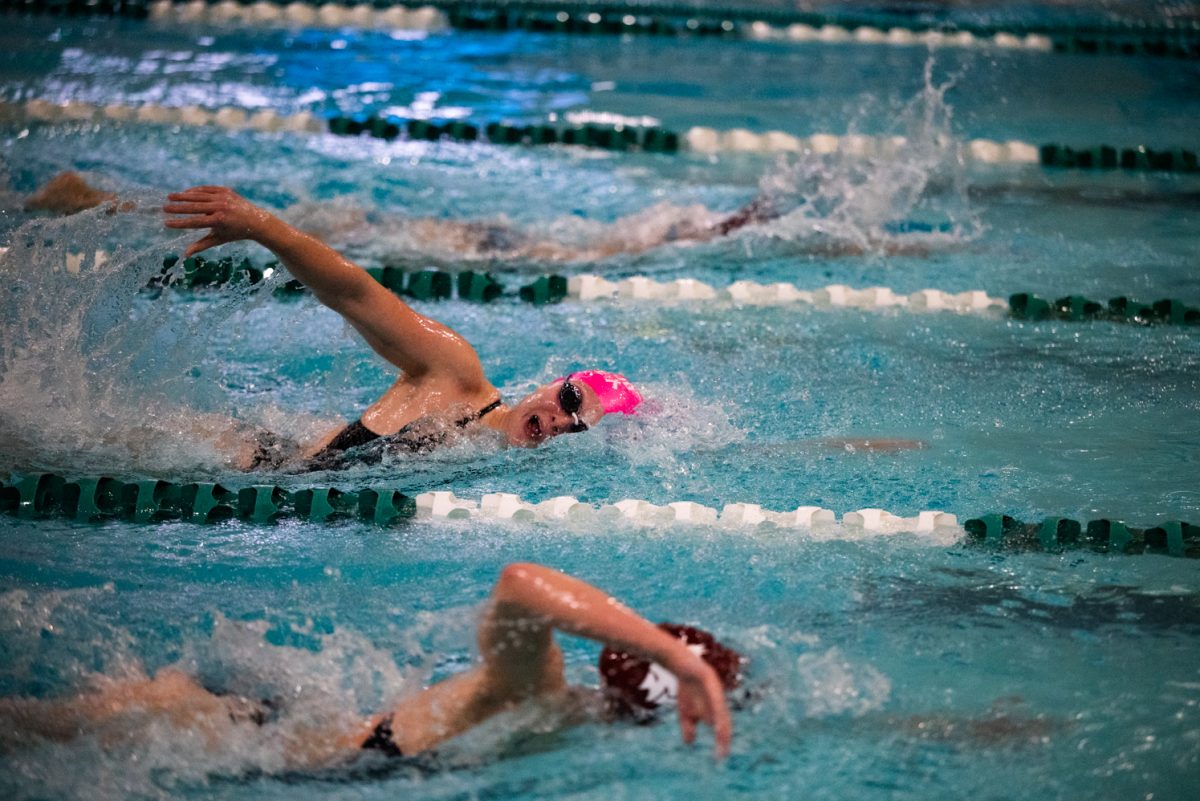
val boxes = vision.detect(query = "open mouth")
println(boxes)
[525,414,545,441]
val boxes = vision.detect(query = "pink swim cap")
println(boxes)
[564,370,643,415]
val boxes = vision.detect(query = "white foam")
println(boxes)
[795,647,892,717]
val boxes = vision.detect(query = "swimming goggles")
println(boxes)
[559,377,589,433]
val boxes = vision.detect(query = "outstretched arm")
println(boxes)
[712,195,778,237]
[383,563,732,757]
[162,186,486,385]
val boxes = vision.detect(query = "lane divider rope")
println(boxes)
[35,252,1200,327]
[0,472,957,532]
[148,0,447,29]
[3,472,1196,558]
[426,2,1200,61]
[6,98,1198,172]
[9,0,1200,59]
[137,254,1010,313]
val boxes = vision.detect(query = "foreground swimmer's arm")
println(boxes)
[367,562,733,758]
[162,186,486,385]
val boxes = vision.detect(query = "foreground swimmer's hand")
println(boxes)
[670,651,734,758]
[163,186,278,256]
[474,563,736,759]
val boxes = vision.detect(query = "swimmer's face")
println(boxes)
[503,378,605,447]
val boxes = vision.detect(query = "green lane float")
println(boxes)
[403,269,453,301]
[357,488,417,526]
[1008,293,1052,320]
[1008,293,1199,326]
[518,275,568,305]
[369,116,402,140]
[1052,33,1200,59]
[406,118,443,142]
[292,487,358,522]
[964,514,1199,557]
[1040,144,1200,173]
[0,473,417,526]
[1107,297,1157,323]
[457,271,503,303]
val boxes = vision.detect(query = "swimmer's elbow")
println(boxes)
[494,562,547,602]
[497,562,538,588]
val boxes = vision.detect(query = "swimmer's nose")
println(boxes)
[550,411,588,435]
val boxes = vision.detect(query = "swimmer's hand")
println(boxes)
[669,651,733,758]
[163,186,278,257]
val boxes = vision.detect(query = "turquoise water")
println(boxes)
[2,8,1200,801]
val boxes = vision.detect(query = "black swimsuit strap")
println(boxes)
[456,397,503,428]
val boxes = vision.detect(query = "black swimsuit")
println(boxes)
[301,398,503,471]
[319,418,381,453]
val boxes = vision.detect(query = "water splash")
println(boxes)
[793,647,893,718]
[0,196,284,476]
[754,58,981,257]
[0,592,471,800]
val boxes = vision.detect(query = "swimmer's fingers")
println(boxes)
[679,707,697,744]
[182,232,223,257]
[167,186,230,200]
[675,685,699,745]
[162,202,218,215]
[676,670,732,759]
[710,697,732,758]
[164,214,217,229]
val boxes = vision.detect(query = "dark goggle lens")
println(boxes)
[559,380,588,432]
[558,380,584,415]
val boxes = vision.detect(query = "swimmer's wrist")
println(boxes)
[658,638,706,679]
[248,212,293,248]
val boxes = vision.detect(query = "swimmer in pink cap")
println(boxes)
[161,186,643,469]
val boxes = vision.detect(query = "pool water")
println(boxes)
[2,6,1199,801]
